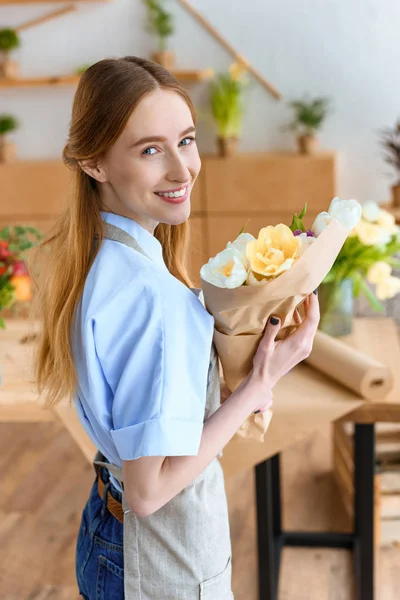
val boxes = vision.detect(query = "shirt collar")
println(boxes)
[100,211,166,268]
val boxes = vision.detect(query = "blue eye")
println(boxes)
[179,136,195,146]
[142,146,158,156]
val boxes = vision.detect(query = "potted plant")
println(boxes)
[0,28,21,79]
[288,96,330,154]
[318,201,400,336]
[381,120,400,207]
[144,0,175,70]
[210,63,248,158]
[0,114,18,163]
[0,225,42,329]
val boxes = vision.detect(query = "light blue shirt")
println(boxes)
[73,211,214,492]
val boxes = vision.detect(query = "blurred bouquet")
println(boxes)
[0,225,42,329]
[200,197,362,441]
[322,202,400,312]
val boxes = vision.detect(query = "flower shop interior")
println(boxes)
[2,1,400,599]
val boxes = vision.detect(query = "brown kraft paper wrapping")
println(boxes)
[201,219,349,442]
[305,330,393,400]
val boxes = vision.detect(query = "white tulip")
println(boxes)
[311,212,333,237]
[328,197,362,230]
[367,261,392,285]
[200,247,248,288]
[362,202,382,223]
[375,276,400,300]
[297,232,317,255]
[226,232,255,262]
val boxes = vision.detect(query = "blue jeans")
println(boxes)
[76,464,124,599]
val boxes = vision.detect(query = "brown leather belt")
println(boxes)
[97,474,124,523]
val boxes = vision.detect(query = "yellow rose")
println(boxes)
[246,224,300,279]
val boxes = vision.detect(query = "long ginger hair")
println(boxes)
[30,56,197,408]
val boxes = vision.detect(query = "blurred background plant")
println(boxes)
[0,226,43,329]
[319,202,400,335]
[0,28,21,78]
[0,28,20,54]
[0,114,18,136]
[210,62,249,157]
[288,96,331,154]
[0,114,19,163]
[144,0,175,69]
[381,119,400,207]
[74,64,91,76]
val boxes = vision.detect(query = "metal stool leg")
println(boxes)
[354,423,375,600]
[255,454,282,600]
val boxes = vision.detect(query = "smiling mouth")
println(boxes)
[154,184,189,204]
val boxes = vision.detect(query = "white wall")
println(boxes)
[2,0,400,204]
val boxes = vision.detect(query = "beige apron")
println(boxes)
[93,222,233,599]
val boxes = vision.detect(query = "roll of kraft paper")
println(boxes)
[304,330,394,400]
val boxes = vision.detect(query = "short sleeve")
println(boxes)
[93,276,214,461]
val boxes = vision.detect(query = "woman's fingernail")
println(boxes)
[254,410,261,414]
[270,316,279,325]
[313,288,318,295]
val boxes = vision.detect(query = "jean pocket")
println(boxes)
[96,554,124,600]
[200,556,233,600]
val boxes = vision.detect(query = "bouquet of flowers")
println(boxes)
[0,225,42,329]
[200,198,362,441]
[322,202,400,311]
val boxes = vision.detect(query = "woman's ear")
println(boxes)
[79,160,108,183]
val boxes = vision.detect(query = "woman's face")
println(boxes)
[94,88,201,233]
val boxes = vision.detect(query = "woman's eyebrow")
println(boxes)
[131,126,196,148]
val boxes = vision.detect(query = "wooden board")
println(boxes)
[0,160,72,218]
[201,152,336,214]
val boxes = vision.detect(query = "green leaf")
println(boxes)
[298,203,308,220]
[289,213,306,233]
[355,274,385,312]
[237,219,251,237]
[0,316,5,329]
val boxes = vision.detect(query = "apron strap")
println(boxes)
[103,222,152,260]
[92,223,151,489]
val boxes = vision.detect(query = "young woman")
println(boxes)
[32,56,319,600]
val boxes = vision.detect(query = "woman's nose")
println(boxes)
[166,154,190,182]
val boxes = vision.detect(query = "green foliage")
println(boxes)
[381,120,400,184]
[0,225,42,255]
[75,64,91,75]
[0,114,18,135]
[323,232,400,311]
[0,277,15,326]
[210,73,246,139]
[144,0,174,51]
[0,28,20,53]
[289,97,331,136]
[0,225,42,327]
[289,203,308,233]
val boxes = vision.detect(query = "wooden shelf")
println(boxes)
[0,69,213,88]
[0,75,80,88]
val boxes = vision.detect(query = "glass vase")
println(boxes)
[318,278,354,337]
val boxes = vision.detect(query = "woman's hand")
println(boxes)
[251,292,320,400]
